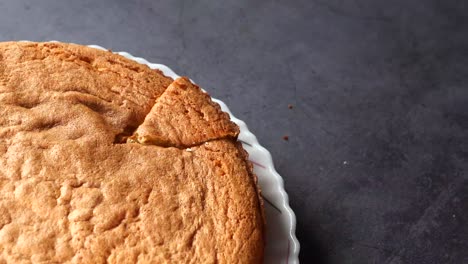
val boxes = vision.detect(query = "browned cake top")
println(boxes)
[0,42,263,264]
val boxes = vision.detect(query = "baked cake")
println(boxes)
[0,42,264,263]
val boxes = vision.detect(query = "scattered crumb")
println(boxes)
[343,161,348,165]
[282,135,289,141]
[185,148,193,152]
[288,104,293,109]
[453,214,456,218]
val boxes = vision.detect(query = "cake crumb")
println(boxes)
[288,104,293,109]
[282,135,289,141]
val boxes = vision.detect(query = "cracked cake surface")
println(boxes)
[0,42,264,263]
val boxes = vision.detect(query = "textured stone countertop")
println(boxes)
[1,1,467,263]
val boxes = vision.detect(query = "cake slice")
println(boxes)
[132,77,239,147]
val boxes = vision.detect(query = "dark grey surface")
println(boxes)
[1,0,468,263]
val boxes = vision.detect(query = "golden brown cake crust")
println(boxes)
[0,41,173,145]
[0,42,264,263]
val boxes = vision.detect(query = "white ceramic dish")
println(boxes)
[82,43,299,264]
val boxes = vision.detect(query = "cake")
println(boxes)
[0,42,264,263]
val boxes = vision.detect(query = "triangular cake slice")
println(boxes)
[132,77,239,147]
